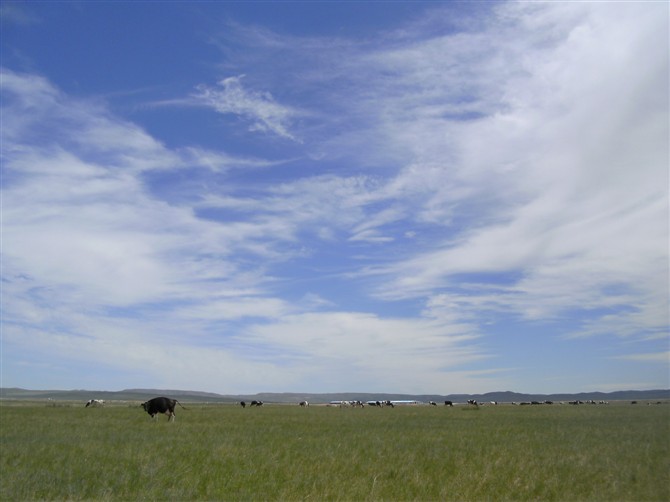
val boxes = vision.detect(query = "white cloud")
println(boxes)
[614,352,670,363]
[240,311,489,393]
[2,71,290,318]
[349,2,669,343]
[182,147,280,172]
[0,3,41,25]
[192,75,301,141]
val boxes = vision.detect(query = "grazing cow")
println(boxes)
[140,397,186,422]
[250,400,263,407]
[85,399,104,408]
[299,401,309,407]
[429,401,437,406]
[467,399,478,406]
[444,400,453,407]
[240,401,246,408]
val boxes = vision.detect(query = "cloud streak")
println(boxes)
[192,75,301,141]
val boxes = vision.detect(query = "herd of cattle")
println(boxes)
[82,396,662,421]
[239,400,264,408]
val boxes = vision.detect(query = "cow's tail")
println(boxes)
[176,400,188,410]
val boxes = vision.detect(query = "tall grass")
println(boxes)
[1,402,668,500]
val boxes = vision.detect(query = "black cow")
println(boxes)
[141,397,187,422]
[250,400,263,407]
[444,401,453,407]
[240,401,246,408]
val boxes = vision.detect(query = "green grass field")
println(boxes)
[1,401,668,501]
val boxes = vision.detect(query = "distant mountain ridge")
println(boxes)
[1,387,668,403]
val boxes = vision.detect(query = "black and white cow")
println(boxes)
[467,399,478,406]
[429,401,437,406]
[85,399,104,407]
[140,397,186,422]
[299,401,309,407]
[250,400,263,407]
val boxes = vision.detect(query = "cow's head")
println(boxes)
[141,401,148,411]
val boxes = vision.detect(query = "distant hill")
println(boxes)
[1,387,668,404]
[0,387,240,403]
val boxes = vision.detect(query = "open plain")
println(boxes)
[1,400,668,501]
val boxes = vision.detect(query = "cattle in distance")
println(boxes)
[140,397,187,421]
[85,399,104,407]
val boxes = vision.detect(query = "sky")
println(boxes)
[1,1,668,395]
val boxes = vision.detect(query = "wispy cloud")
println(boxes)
[346,2,668,341]
[0,2,41,26]
[614,352,670,363]
[192,75,301,142]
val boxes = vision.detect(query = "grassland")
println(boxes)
[1,401,668,501]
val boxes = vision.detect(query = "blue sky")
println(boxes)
[1,1,668,395]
